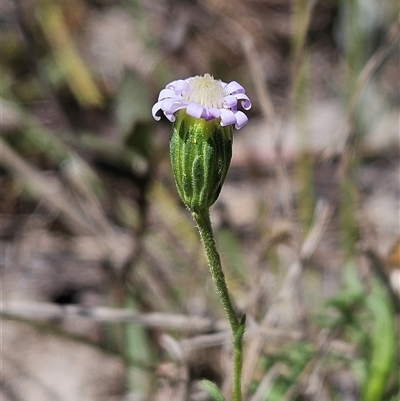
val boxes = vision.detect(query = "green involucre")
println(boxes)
[170,111,232,213]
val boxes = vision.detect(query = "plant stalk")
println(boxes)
[193,209,245,401]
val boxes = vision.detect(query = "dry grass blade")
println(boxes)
[0,138,136,269]
[242,198,332,396]
[326,20,400,161]
[0,300,313,346]
[0,300,228,332]
[155,335,189,401]
[0,138,93,235]
[237,23,294,219]
[239,30,276,126]
[249,363,288,401]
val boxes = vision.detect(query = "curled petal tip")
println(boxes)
[241,99,252,110]
[151,102,163,121]
[234,111,248,129]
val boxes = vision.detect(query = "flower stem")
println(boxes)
[192,209,245,401]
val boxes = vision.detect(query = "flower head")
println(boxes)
[152,74,251,129]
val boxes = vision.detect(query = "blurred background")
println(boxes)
[1,0,399,400]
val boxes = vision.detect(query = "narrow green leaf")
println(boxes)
[362,279,396,401]
[200,380,226,401]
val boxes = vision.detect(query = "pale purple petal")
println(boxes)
[234,93,252,110]
[220,109,237,126]
[163,112,176,122]
[222,93,251,111]
[161,98,179,108]
[226,81,246,94]
[172,79,190,95]
[154,99,187,122]
[158,88,177,101]
[186,102,205,119]
[162,99,188,115]
[152,100,164,121]
[233,110,248,129]
[222,95,238,108]
[165,80,178,90]
[152,75,251,130]
[160,106,178,122]
[165,80,179,90]
[207,108,221,119]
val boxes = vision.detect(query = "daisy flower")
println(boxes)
[152,73,251,129]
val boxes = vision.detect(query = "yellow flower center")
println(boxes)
[184,74,225,109]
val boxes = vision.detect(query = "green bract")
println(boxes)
[170,110,232,213]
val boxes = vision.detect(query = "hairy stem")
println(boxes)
[193,209,245,401]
